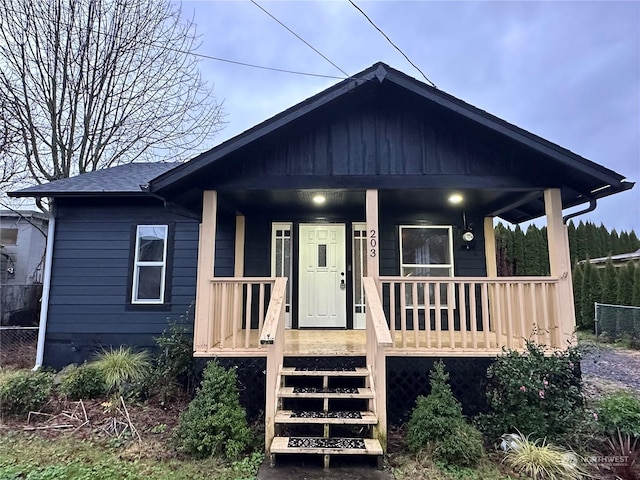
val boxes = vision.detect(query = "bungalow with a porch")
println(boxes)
[11,62,634,466]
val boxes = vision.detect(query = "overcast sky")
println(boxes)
[180,0,639,233]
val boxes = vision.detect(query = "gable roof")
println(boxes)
[10,162,179,198]
[149,62,633,210]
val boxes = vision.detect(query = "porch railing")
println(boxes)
[260,277,288,453]
[379,276,561,351]
[363,277,393,450]
[197,277,276,352]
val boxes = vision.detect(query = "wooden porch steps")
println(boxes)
[270,362,382,469]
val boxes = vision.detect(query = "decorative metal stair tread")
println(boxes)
[281,366,369,377]
[278,386,373,398]
[275,410,377,424]
[271,436,383,455]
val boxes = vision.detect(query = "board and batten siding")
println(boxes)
[44,198,231,369]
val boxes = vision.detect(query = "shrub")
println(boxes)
[92,346,151,396]
[57,364,106,400]
[477,341,585,443]
[0,370,53,416]
[596,390,640,437]
[173,361,252,460]
[502,433,586,480]
[407,361,484,468]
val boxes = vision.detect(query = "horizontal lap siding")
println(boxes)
[44,199,202,369]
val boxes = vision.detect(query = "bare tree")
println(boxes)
[0,0,224,189]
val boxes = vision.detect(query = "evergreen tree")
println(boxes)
[512,225,526,275]
[567,221,578,265]
[617,262,635,306]
[601,259,619,304]
[633,263,640,308]
[580,261,601,330]
[575,221,588,261]
[629,231,640,251]
[524,225,542,275]
[572,263,584,328]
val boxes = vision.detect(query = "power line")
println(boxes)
[1,5,347,81]
[250,0,350,78]
[347,0,437,89]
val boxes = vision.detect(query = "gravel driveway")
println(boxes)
[580,343,640,395]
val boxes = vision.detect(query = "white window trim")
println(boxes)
[399,225,454,309]
[352,222,367,329]
[132,224,168,304]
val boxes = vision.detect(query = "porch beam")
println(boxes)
[544,188,575,347]
[366,189,380,281]
[194,191,218,353]
[483,217,497,277]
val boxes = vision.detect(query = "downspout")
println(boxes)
[33,199,55,371]
[562,198,597,225]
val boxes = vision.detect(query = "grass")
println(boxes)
[0,432,261,480]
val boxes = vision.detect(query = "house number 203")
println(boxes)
[369,229,377,257]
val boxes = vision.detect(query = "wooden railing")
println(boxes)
[196,277,275,352]
[379,276,561,352]
[363,277,393,450]
[260,278,288,453]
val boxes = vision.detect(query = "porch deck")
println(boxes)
[194,328,512,357]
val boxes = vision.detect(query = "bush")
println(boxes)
[173,361,252,460]
[92,346,151,397]
[597,390,640,437]
[57,364,106,400]
[407,361,483,468]
[477,342,585,443]
[0,370,53,416]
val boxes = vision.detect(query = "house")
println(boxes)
[10,62,634,464]
[581,249,640,268]
[0,210,48,326]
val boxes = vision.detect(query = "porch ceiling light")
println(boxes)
[312,194,326,205]
[448,193,463,205]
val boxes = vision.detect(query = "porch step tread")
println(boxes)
[280,366,370,377]
[275,410,377,424]
[271,436,383,455]
[278,386,373,399]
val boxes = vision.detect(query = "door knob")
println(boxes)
[340,279,346,290]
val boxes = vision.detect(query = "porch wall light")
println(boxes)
[312,194,326,205]
[448,193,463,205]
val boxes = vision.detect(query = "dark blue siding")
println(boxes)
[44,198,201,369]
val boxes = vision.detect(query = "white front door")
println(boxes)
[298,224,347,328]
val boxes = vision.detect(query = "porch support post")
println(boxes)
[194,191,218,353]
[366,189,380,282]
[544,188,575,348]
[234,215,245,277]
[484,217,497,277]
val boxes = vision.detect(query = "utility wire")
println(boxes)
[2,5,347,81]
[250,0,350,78]
[347,0,437,88]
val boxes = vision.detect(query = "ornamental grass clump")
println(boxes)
[407,361,484,468]
[477,341,585,444]
[502,433,586,480]
[92,346,151,396]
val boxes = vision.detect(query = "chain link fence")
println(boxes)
[594,302,640,342]
[0,326,38,368]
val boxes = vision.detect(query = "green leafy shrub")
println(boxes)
[0,370,53,416]
[92,346,151,397]
[407,361,484,468]
[57,364,106,400]
[477,342,585,443]
[596,390,640,437]
[150,307,196,402]
[173,361,252,460]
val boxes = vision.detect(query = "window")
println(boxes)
[1,228,18,245]
[399,226,453,307]
[131,225,168,304]
[271,223,292,326]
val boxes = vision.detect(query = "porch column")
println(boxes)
[365,189,380,282]
[194,191,218,353]
[484,217,497,277]
[544,188,575,348]
[234,215,245,277]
